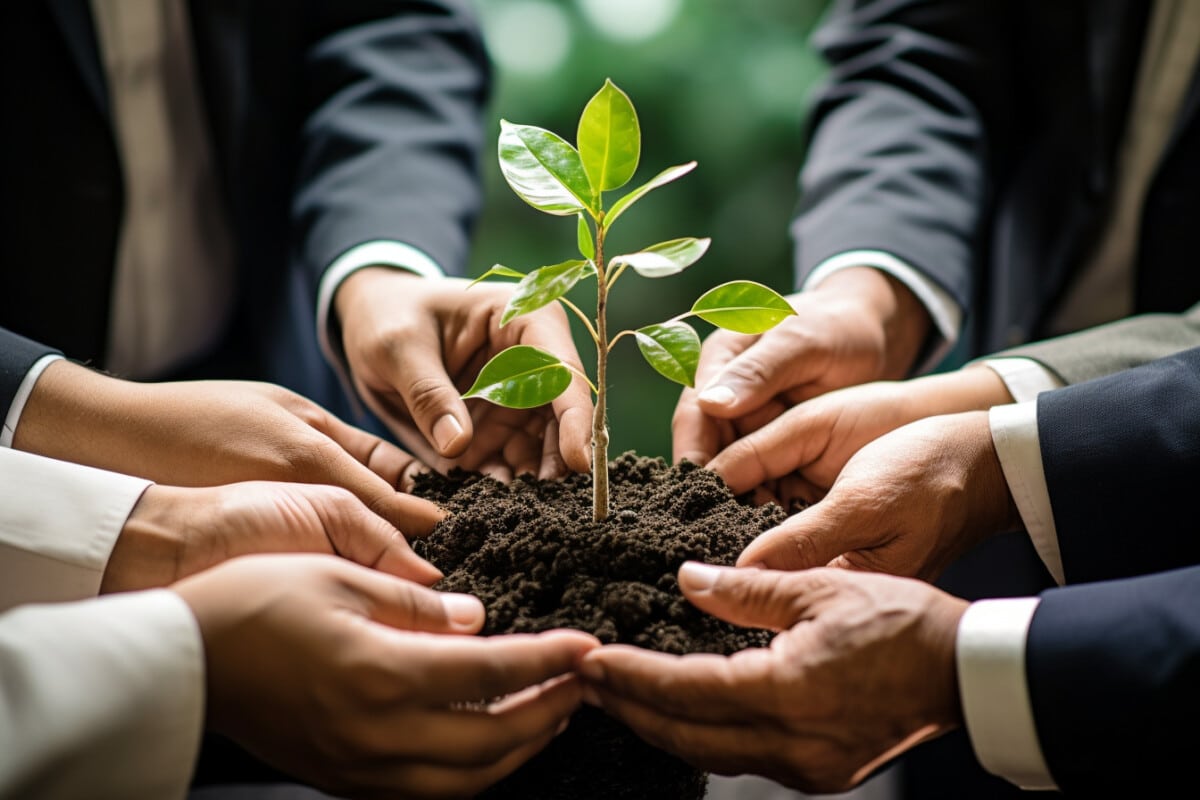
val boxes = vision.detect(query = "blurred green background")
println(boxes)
[470,0,831,459]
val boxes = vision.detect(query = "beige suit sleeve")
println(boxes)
[981,303,1200,385]
[0,590,205,800]
[0,448,151,612]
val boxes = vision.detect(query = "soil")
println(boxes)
[411,453,787,799]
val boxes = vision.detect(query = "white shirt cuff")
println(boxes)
[803,249,963,373]
[988,403,1064,585]
[316,239,446,372]
[0,448,152,611]
[957,598,1056,790]
[981,358,1065,403]
[1,354,63,448]
[0,590,204,800]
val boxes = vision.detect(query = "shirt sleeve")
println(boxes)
[956,597,1056,790]
[0,590,204,800]
[980,357,1065,402]
[1,353,63,447]
[0,447,151,611]
[988,402,1064,585]
[803,250,963,373]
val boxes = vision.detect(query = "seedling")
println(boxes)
[465,79,795,521]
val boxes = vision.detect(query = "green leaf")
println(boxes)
[634,321,701,387]
[577,213,595,260]
[577,78,640,193]
[691,281,796,334]
[498,121,595,215]
[610,237,711,279]
[468,264,527,288]
[604,161,696,229]
[463,345,572,409]
[501,259,596,326]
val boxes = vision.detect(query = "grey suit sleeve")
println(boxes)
[986,303,1200,385]
[292,0,491,284]
[792,0,1011,309]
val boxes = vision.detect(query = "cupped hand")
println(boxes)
[672,268,931,466]
[737,411,1021,580]
[14,361,443,536]
[102,481,444,592]
[709,367,1016,507]
[336,268,594,481]
[581,563,966,794]
[174,554,599,799]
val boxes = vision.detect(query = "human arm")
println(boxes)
[7,352,443,535]
[0,445,441,612]
[0,554,598,800]
[672,0,1010,465]
[581,564,967,794]
[175,554,599,798]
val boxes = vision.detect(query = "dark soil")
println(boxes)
[411,453,787,799]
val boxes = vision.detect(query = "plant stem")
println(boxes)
[592,221,610,522]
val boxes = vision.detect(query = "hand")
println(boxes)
[102,481,443,592]
[336,268,594,480]
[14,361,442,535]
[174,555,599,798]
[581,563,966,794]
[709,367,1014,507]
[673,268,931,466]
[737,412,1021,581]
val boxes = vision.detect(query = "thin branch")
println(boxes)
[565,363,599,396]
[606,262,629,291]
[558,297,600,343]
[606,329,635,354]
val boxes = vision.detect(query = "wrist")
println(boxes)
[334,265,423,324]
[102,485,188,593]
[906,368,1016,419]
[816,267,932,378]
[960,411,1024,537]
[928,592,970,728]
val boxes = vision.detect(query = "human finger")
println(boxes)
[736,495,875,572]
[694,323,821,419]
[517,314,593,473]
[400,631,599,707]
[672,386,734,466]
[335,559,483,634]
[676,562,844,630]
[708,402,836,495]
[304,484,444,585]
[374,334,475,459]
[581,645,777,725]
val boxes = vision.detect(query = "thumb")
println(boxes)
[695,335,814,419]
[677,562,834,631]
[308,486,445,586]
[383,336,474,458]
[736,499,858,571]
[337,561,484,634]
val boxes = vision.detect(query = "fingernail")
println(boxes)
[441,593,484,629]
[698,384,736,407]
[678,562,723,592]
[556,717,572,735]
[580,685,602,708]
[432,414,464,453]
[579,659,605,683]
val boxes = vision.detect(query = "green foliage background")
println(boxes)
[470,0,831,459]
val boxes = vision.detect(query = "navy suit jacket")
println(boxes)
[0,0,488,417]
[794,0,1200,356]
[1022,348,1200,793]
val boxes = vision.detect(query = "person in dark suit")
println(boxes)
[0,0,593,480]
[667,5,1198,793]
[582,346,1200,796]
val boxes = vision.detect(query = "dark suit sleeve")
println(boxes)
[1037,347,1200,584]
[0,328,60,429]
[1025,565,1200,795]
[291,0,490,282]
[792,0,1010,309]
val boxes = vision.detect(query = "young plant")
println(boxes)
[465,79,795,522]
